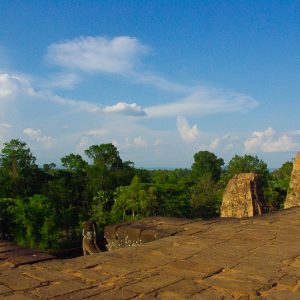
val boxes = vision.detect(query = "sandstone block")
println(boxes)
[285,152,300,209]
[221,173,263,218]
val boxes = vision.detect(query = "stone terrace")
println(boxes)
[1,207,300,299]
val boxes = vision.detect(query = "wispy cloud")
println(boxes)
[145,88,258,118]
[75,128,109,152]
[244,127,299,153]
[0,123,11,132]
[103,102,146,116]
[23,128,56,148]
[129,72,191,93]
[133,136,147,147]
[47,36,149,74]
[43,73,81,89]
[0,123,11,144]
[125,136,148,148]
[176,116,200,143]
[48,93,102,113]
[85,128,109,137]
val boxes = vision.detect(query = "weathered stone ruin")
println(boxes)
[2,207,300,299]
[285,152,300,209]
[104,217,190,250]
[221,173,264,218]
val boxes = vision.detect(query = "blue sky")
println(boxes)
[0,1,299,168]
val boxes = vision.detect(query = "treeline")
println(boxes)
[0,139,293,250]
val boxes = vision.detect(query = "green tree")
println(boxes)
[190,175,222,218]
[12,195,60,250]
[224,154,268,184]
[110,176,144,221]
[0,198,15,239]
[141,186,159,217]
[85,143,134,196]
[264,161,293,210]
[85,143,123,171]
[89,191,110,232]
[191,151,224,182]
[61,154,88,172]
[0,139,37,197]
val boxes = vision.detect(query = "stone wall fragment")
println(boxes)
[221,173,264,218]
[285,152,300,209]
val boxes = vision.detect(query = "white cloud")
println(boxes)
[103,102,146,116]
[45,73,81,89]
[23,128,56,148]
[145,88,258,118]
[209,138,220,151]
[120,136,148,149]
[85,128,109,137]
[198,134,239,153]
[76,136,89,152]
[0,73,30,98]
[244,127,299,153]
[130,72,191,93]
[43,93,102,113]
[288,130,300,137]
[154,139,163,147]
[176,116,200,143]
[0,123,11,144]
[75,128,109,152]
[47,36,148,74]
[0,123,11,132]
[223,143,234,152]
[133,136,147,147]
[112,140,119,148]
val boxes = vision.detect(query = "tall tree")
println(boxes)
[190,175,222,218]
[191,151,224,182]
[0,139,37,197]
[264,161,293,210]
[85,143,123,171]
[225,154,268,183]
[61,154,88,172]
[85,143,134,195]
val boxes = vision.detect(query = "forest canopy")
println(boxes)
[0,139,293,250]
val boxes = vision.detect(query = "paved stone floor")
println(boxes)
[1,207,300,299]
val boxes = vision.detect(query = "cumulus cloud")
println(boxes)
[145,88,258,118]
[47,36,148,74]
[103,102,146,116]
[176,116,200,143]
[0,73,31,98]
[23,128,56,148]
[244,127,299,153]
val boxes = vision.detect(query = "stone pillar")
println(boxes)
[284,152,300,209]
[221,173,263,218]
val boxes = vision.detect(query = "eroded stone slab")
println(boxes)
[1,208,300,299]
[221,173,264,218]
[105,217,190,250]
[285,152,300,209]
